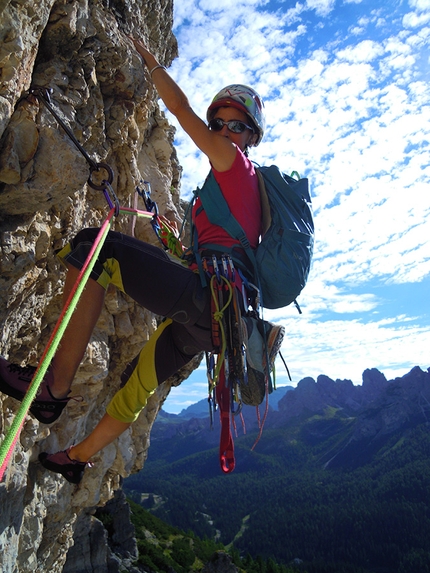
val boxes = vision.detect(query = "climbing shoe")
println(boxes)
[39,447,90,484]
[261,320,285,372]
[0,357,70,424]
[239,317,285,407]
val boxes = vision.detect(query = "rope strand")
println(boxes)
[207,275,233,392]
[0,207,154,482]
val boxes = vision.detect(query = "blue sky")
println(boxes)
[159,0,430,414]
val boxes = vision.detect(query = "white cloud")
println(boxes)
[403,11,430,28]
[158,0,430,412]
[272,312,430,387]
[409,0,430,9]
[336,40,384,62]
[306,0,336,16]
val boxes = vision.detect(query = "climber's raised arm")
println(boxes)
[130,37,257,172]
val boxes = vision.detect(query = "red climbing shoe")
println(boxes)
[39,447,90,484]
[0,357,70,424]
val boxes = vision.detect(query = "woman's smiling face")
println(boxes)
[211,107,257,152]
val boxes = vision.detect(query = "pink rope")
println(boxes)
[0,209,116,481]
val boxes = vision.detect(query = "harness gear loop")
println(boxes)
[207,273,233,392]
[202,255,251,474]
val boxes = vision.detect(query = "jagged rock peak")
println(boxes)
[278,366,428,420]
[296,376,316,390]
[316,374,336,390]
[362,367,387,387]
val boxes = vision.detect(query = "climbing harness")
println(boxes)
[202,255,243,474]
[200,253,283,474]
[0,89,156,482]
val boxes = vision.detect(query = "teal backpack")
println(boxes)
[193,165,314,310]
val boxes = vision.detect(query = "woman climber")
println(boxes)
[0,37,283,484]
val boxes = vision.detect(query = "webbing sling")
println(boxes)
[0,205,154,482]
[216,366,235,473]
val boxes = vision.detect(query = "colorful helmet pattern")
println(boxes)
[207,84,266,146]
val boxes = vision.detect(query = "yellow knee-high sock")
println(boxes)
[106,319,172,423]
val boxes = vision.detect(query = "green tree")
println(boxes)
[171,537,195,569]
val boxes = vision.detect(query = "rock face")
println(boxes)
[64,488,139,573]
[202,551,239,573]
[0,1,198,572]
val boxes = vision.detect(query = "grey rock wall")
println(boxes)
[0,1,196,572]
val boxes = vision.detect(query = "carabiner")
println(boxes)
[102,181,120,216]
[212,254,221,282]
[136,180,157,214]
[221,255,229,279]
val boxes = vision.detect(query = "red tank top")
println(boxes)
[193,147,261,250]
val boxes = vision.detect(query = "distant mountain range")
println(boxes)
[151,366,430,467]
[167,384,293,419]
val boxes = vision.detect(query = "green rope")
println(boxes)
[207,275,233,393]
[0,209,115,478]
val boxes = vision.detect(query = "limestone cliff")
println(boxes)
[0,1,197,572]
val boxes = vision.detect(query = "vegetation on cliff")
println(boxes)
[126,499,299,573]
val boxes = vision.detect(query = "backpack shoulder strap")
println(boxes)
[197,172,257,262]
[255,168,271,236]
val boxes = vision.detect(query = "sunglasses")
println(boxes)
[208,118,254,134]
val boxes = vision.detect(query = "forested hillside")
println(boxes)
[122,500,300,573]
[125,375,430,573]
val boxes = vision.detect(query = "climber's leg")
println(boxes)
[39,314,211,475]
[49,264,106,398]
[67,413,131,463]
[0,265,105,423]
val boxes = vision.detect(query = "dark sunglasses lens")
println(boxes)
[228,121,246,133]
[209,119,249,133]
[209,119,224,131]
